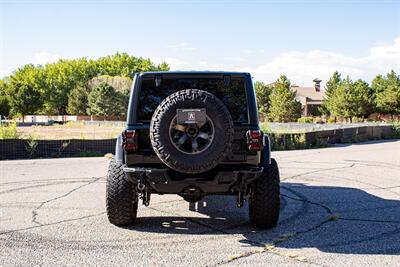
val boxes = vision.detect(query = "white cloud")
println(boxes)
[246,36,400,86]
[150,56,187,69]
[34,52,71,65]
[198,61,207,67]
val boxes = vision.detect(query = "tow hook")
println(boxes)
[137,183,145,191]
[137,173,150,206]
[142,189,151,206]
[237,190,244,208]
[236,176,246,208]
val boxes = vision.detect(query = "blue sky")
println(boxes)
[1,0,399,85]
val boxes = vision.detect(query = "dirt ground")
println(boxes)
[17,124,124,140]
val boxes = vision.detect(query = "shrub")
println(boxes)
[297,117,313,123]
[269,133,308,150]
[25,135,38,158]
[352,117,364,123]
[260,122,272,133]
[391,122,400,137]
[0,121,18,139]
[327,117,336,123]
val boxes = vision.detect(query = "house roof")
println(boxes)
[293,86,325,104]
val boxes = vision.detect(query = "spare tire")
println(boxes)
[150,89,234,174]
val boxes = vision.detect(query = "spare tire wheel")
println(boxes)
[150,89,234,174]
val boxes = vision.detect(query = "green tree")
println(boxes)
[267,75,302,122]
[117,87,130,116]
[3,53,169,117]
[327,79,349,119]
[349,79,375,118]
[95,52,169,77]
[372,70,400,116]
[66,85,89,115]
[325,76,374,121]
[254,81,272,114]
[87,82,123,116]
[43,58,97,114]
[322,71,342,115]
[6,65,45,121]
[0,79,11,117]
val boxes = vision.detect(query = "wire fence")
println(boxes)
[0,139,115,160]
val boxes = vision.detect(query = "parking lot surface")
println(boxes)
[1,140,399,266]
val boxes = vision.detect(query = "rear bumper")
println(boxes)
[123,165,263,194]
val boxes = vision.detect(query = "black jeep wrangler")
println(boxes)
[106,71,280,229]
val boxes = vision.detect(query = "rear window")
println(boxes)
[136,78,248,123]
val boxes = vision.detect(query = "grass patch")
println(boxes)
[104,153,113,159]
[264,243,275,251]
[227,255,241,261]
[329,214,338,221]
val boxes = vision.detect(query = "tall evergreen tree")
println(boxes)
[267,75,302,122]
[372,70,400,116]
[322,71,342,115]
[254,81,272,114]
[87,82,123,116]
[67,85,89,115]
[350,79,375,118]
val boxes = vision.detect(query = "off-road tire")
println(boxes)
[106,158,138,225]
[249,158,280,229]
[150,89,234,174]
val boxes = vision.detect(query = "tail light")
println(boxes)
[122,130,139,152]
[246,130,264,151]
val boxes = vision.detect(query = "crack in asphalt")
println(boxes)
[212,188,333,267]
[31,176,104,225]
[214,181,400,266]
[281,164,355,181]
[282,159,400,201]
[140,186,333,267]
[343,159,400,169]
[323,172,400,197]
[0,176,106,195]
[0,212,106,235]
[339,217,400,224]
[0,177,106,186]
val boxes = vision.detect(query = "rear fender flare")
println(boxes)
[115,135,125,164]
[261,135,271,165]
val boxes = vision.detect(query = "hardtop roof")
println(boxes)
[137,70,251,77]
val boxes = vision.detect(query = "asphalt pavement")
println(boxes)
[1,140,400,266]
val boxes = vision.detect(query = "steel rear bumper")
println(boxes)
[123,166,263,194]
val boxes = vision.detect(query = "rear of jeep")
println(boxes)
[106,71,280,229]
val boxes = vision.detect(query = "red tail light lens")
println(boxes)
[246,130,264,151]
[122,130,138,152]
